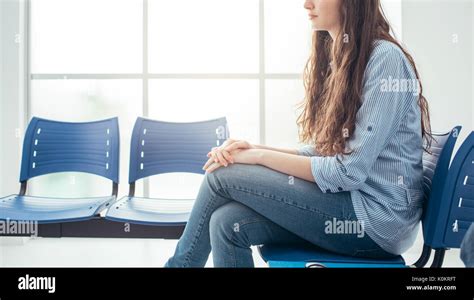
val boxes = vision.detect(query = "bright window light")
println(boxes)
[148,0,259,73]
[30,0,143,73]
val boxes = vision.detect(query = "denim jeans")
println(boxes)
[165,163,395,267]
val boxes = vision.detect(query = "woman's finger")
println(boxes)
[202,156,215,170]
[224,141,246,152]
[208,147,218,158]
[211,151,219,163]
[222,150,234,164]
[206,162,222,173]
[215,150,229,166]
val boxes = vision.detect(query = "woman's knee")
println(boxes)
[209,204,237,244]
[209,202,257,248]
[205,163,248,192]
[205,164,230,190]
[205,163,277,193]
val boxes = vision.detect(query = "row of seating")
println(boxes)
[258,127,474,268]
[1,116,472,268]
[0,116,229,226]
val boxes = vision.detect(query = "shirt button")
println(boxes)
[325,189,331,193]
[367,126,373,131]
[338,187,343,191]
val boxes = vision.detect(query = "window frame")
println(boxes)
[26,0,303,197]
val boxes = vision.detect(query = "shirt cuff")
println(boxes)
[310,156,347,193]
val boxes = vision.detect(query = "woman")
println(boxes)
[165,0,431,267]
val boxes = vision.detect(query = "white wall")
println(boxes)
[0,0,24,196]
[402,0,473,147]
[382,0,403,39]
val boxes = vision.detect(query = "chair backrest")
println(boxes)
[421,127,461,245]
[128,117,229,184]
[430,131,474,249]
[20,117,120,184]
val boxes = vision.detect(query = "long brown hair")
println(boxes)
[297,0,432,156]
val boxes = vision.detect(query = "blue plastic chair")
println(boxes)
[416,130,474,267]
[0,117,120,224]
[105,117,228,226]
[258,127,462,268]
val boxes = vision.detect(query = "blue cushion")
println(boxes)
[259,243,406,268]
[105,196,194,226]
[0,194,115,223]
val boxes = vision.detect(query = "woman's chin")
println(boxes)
[310,21,325,31]
[311,25,325,32]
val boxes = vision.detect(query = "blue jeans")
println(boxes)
[165,163,394,267]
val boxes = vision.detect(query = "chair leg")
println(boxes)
[19,181,27,196]
[413,244,432,268]
[256,246,267,263]
[430,249,446,268]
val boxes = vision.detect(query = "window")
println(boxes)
[30,0,143,73]
[29,0,401,197]
[148,0,260,74]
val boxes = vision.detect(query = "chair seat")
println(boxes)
[0,194,115,224]
[259,243,406,268]
[104,196,193,226]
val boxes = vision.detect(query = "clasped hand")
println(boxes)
[202,139,260,173]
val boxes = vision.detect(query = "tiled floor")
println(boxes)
[0,227,465,268]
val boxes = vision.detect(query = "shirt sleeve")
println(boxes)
[310,45,417,193]
[297,144,318,157]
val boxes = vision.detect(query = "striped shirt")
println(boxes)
[298,40,424,255]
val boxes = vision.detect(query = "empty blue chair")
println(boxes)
[0,117,120,223]
[105,117,228,226]
[259,127,462,268]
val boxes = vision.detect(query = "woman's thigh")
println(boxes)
[207,163,390,257]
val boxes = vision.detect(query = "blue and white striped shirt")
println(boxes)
[299,40,424,255]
